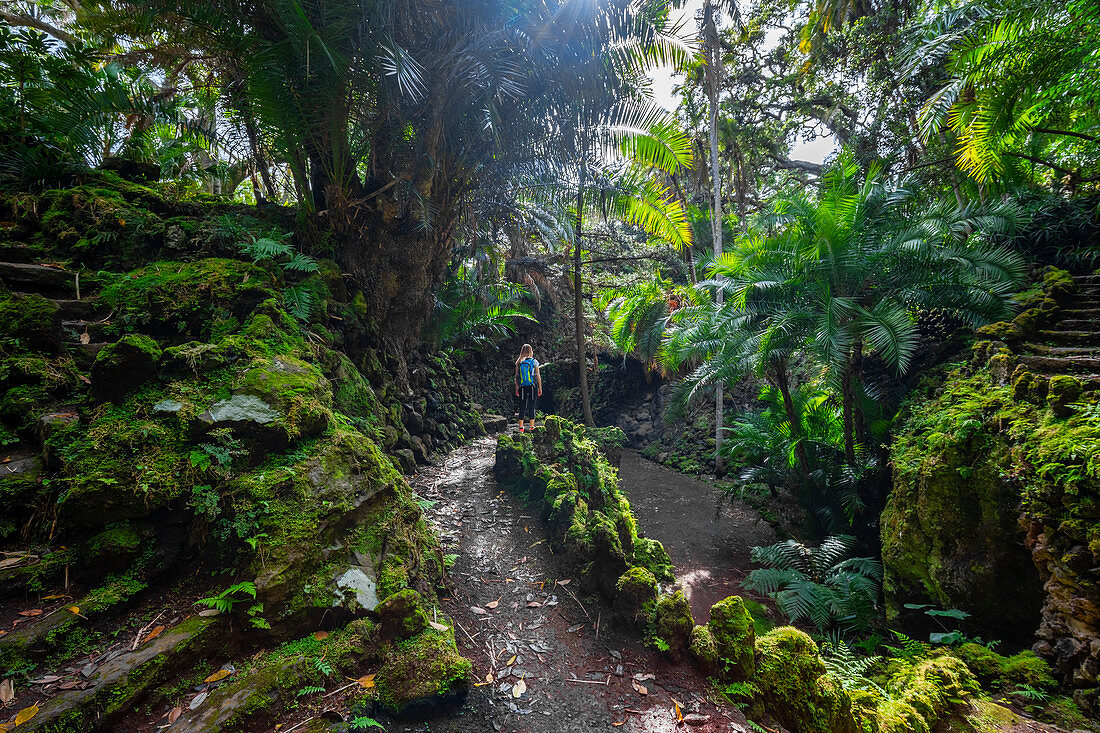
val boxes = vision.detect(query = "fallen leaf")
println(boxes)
[672,699,684,723]
[167,707,182,723]
[189,692,208,710]
[557,579,571,585]
[529,540,545,547]
[470,606,487,615]
[58,680,80,690]
[312,631,329,640]
[0,678,13,704]
[31,675,61,684]
[41,594,68,601]
[197,609,220,617]
[17,609,42,617]
[634,673,655,681]
[14,704,39,725]
[512,678,526,697]
[356,674,375,689]
[631,680,648,696]
[142,625,165,644]
[203,669,232,684]
[525,601,542,608]
[485,673,494,683]
[506,655,516,666]
[428,621,449,632]
[485,599,500,609]
[79,332,90,345]
[612,722,625,728]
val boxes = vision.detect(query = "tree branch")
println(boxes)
[1031,127,1099,143]
[1003,152,1099,182]
[0,10,77,45]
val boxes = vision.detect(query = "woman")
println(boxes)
[513,343,542,432]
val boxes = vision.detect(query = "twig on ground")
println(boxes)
[565,678,609,685]
[322,680,359,698]
[282,715,316,733]
[560,583,592,620]
[131,610,166,650]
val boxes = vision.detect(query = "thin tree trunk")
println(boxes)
[840,351,857,464]
[704,0,725,474]
[575,171,594,427]
[773,361,811,482]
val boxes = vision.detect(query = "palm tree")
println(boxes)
[667,153,1024,463]
[906,0,1100,187]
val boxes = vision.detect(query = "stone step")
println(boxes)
[1072,273,1100,283]
[1057,320,1099,331]
[1023,343,1100,357]
[62,319,112,344]
[1035,330,1100,346]
[18,616,218,732]
[0,261,74,295]
[1018,354,1100,374]
[64,341,111,366]
[0,244,45,264]
[1060,308,1100,318]
[52,298,111,321]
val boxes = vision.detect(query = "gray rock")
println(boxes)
[194,394,287,456]
[203,395,280,424]
[334,566,380,611]
[153,399,185,414]
[482,414,508,433]
[393,448,417,474]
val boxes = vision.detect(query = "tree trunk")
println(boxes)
[840,352,857,464]
[773,361,811,482]
[575,175,595,428]
[704,0,725,474]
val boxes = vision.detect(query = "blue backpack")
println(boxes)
[519,358,536,386]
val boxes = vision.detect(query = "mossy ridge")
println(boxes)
[494,417,675,598]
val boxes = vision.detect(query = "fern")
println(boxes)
[351,717,384,730]
[196,581,258,613]
[313,657,334,676]
[282,286,316,322]
[883,630,930,661]
[821,642,886,696]
[296,685,325,697]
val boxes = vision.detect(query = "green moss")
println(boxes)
[752,626,857,733]
[614,567,658,623]
[633,536,674,581]
[0,292,61,351]
[235,356,332,437]
[1046,375,1082,418]
[689,625,720,676]
[100,259,275,342]
[377,588,430,640]
[886,656,979,728]
[375,626,472,714]
[91,333,162,401]
[651,590,693,657]
[708,595,756,681]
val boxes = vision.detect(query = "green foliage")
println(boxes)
[429,262,535,350]
[743,535,882,635]
[238,232,320,322]
[351,717,385,730]
[196,581,258,613]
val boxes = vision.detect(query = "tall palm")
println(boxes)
[906,0,1100,186]
[667,153,1024,463]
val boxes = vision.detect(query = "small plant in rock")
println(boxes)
[903,603,988,645]
[196,581,257,613]
[883,630,930,661]
[237,230,320,321]
[742,535,882,635]
[351,717,384,730]
[821,641,886,696]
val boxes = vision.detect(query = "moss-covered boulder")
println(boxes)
[0,292,62,351]
[886,655,979,728]
[614,567,658,626]
[752,627,857,733]
[950,643,1056,692]
[90,333,162,402]
[883,368,1044,639]
[236,356,332,437]
[375,625,472,718]
[1047,375,1083,419]
[708,595,756,681]
[651,590,693,659]
[377,588,430,641]
[689,625,720,676]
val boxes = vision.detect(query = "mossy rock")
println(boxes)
[1047,375,1083,419]
[0,292,62,351]
[651,590,693,659]
[236,355,332,437]
[376,588,430,641]
[91,333,162,402]
[707,595,756,682]
[632,536,674,581]
[952,643,1056,691]
[613,567,658,626]
[886,655,979,728]
[975,321,1021,342]
[689,625,720,676]
[752,626,857,733]
[375,627,472,718]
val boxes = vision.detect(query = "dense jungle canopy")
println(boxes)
[0,0,1099,731]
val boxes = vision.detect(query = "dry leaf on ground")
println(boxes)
[0,678,13,705]
[142,625,165,644]
[203,669,232,684]
[428,621,449,632]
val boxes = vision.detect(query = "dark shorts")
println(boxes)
[519,385,538,420]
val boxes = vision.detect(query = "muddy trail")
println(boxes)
[397,434,775,733]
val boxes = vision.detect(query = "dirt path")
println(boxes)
[616,452,776,623]
[401,436,750,733]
